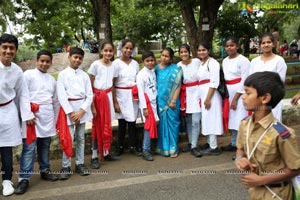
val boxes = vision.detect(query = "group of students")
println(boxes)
[1,32,300,199]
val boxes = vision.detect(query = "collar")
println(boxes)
[0,61,11,69]
[253,112,275,129]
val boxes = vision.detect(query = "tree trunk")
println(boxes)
[179,0,224,57]
[90,0,112,49]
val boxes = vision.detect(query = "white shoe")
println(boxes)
[2,180,14,196]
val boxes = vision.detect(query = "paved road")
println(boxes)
[5,135,252,200]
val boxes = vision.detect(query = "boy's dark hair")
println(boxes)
[69,47,84,57]
[244,71,285,109]
[0,33,18,50]
[37,50,53,60]
[142,50,155,61]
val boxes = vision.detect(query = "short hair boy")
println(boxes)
[15,50,59,195]
[56,47,93,180]
[235,71,300,200]
[136,50,158,161]
[0,33,34,196]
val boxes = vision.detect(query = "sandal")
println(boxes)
[170,153,178,158]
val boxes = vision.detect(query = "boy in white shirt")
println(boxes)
[56,47,93,180]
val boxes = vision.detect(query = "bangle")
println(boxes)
[235,155,245,163]
[171,100,176,104]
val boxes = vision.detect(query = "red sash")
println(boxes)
[199,79,210,85]
[144,94,158,139]
[92,87,113,160]
[26,103,39,144]
[180,81,200,116]
[55,98,83,158]
[0,99,13,107]
[225,77,241,85]
[115,85,139,101]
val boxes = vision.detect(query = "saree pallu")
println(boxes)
[155,64,182,156]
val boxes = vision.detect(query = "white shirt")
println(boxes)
[178,58,201,113]
[136,67,157,121]
[57,66,93,125]
[0,62,34,146]
[22,68,59,138]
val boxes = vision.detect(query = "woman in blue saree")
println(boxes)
[155,47,182,157]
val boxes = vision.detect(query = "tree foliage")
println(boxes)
[0,0,16,34]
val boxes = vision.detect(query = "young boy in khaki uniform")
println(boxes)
[235,71,300,200]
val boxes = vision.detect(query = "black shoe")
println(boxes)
[59,167,72,180]
[143,151,154,161]
[40,169,59,181]
[104,154,120,161]
[14,179,29,195]
[130,147,142,156]
[115,147,124,156]
[190,148,202,157]
[75,164,90,176]
[220,144,237,152]
[200,148,222,156]
[198,143,210,150]
[181,143,191,152]
[91,158,100,169]
[232,154,236,161]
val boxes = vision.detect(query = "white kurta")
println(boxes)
[249,55,287,122]
[88,60,116,120]
[178,58,201,113]
[113,58,139,122]
[222,55,250,130]
[197,58,223,135]
[136,67,157,121]
[0,62,34,146]
[21,68,59,138]
[57,66,93,125]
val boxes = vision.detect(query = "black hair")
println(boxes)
[244,71,285,109]
[37,49,53,60]
[122,39,135,48]
[0,33,18,50]
[259,33,274,45]
[225,36,239,46]
[142,50,155,61]
[69,47,84,57]
[161,47,174,60]
[196,41,210,51]
[179,44,191,55]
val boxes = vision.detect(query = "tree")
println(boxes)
[0,0,16,34]
[177,0,225,56]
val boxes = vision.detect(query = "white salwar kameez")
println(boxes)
[178,58,201,114]
[249,55,287,122]
[113,58,139,122]
[57,66,93,125]
[0,62,34,146]
[88,60,116,120]
[222,55,249,130]
[197,58,223,135]
[21,68,59,138]
[136,67,157,121]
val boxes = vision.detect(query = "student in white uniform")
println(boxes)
[88,42,119,170]
[220,37,249,152]
[15,50,59,195]
[177,44,202,158]
[197,41,223,156]
[249,33,287,122]
[0,33,35,196]
[56,47,93,180]
[113,39,141,156]
[136,50,158,161]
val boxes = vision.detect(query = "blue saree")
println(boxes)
[155,63,182,156]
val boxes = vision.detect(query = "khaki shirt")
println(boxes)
[237,112,300,200]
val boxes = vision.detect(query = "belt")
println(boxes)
[68,98,84,101]
[225,77,242,85]
[199,79,210,85]
[267,180,289,188]
[0,99,13,107]
[115,86,134,89]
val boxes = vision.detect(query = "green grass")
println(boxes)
[14,45,38,62]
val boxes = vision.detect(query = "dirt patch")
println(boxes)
[18,52,99,74]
